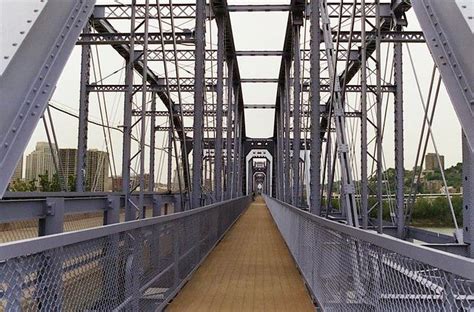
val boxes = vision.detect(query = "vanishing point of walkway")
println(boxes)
[167,197,315,311]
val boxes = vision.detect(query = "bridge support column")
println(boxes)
[149,92,156,192]
[292,21,302,207]
[122,5,136,220]
[284,61,292,204]
[309,0,321,215]
[39,197,65,236]
[226,60,234,200]
[394,36,405,238]
[276,106,283,200]
[152,195,162,217]
[76,24,91,192]
[192,0,206,208]
[105,195,120,225]
[463,134,474,258]
[360,0,369,229]
[232,85,240,198]
[215,16,225,202]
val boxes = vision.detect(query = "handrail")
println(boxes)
[0,196,251,260]
[264,195,474,281]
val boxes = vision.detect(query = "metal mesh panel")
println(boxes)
[63,212,104,232]
[0,220,38,243]
[0,196,251,311]
[264,196,474,311]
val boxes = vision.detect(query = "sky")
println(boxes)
[22,0,463,184]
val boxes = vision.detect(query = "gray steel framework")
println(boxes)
[0,0,473,310]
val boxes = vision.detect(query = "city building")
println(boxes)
[86,149,109,192]
[59,148,77,179]
[11,154,23,181]
[57,148,109,191]
[25,142,55,181]
[425,153,445,171]
[424,180,443,193]
[25,143,110,191]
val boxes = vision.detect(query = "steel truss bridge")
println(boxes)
[0,0,473,311]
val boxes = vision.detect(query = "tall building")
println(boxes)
[25,143,110,191]
[11,154,23,181]
[59,148,109,191]
[25,142,55,181]
[86,149,109,192]
[425,153,445,171]
[59,148,77,179]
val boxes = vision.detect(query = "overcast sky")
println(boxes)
[23,0,462,183]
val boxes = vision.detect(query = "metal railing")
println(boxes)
[0,196,252,311]
[0,192,183,243]
[264,195,474,311]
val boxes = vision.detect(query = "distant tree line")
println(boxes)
[8,171,77,192]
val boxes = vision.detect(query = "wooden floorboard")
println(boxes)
[166,197,315,311]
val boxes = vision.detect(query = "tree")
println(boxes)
[50,173,61,192]
[8,179,36,192]
[38,172,51,192]
[67,175,76,192]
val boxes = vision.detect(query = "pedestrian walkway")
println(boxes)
[167,197,315,311]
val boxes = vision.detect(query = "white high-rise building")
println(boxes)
[25,142,55,181]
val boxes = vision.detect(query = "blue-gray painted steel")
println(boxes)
[309,0,321,214]
[0,196,252,311]
[412,0,474,151]
[192,0,206,208]
[0,0,96,197]
[264,195,474,311]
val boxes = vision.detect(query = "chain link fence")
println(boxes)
[264,195,474,311]
[0,196,251,311]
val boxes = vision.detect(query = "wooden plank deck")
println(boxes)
[166,197,315,311]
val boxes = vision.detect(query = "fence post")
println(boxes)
[152,195,162,217]
[173,195,183,213]
[104,195,120,225]
[39,197,64,236]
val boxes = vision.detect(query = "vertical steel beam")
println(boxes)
[215,17,225,202]
[192,0,206,208]
[463,134,474,258]
[375,0,383,234]
[138,0,150,217]
[360,0,369,229]
[292,24,302,207]
[279,99,285,200]
[105,195,120,225]
[238,113,244,196]
[39,197,65,236]
[122,2,136,221]
[226,60,234,200]
[232,84,240,198]
[149,92,156,192]
[394,39,405,238]
[76,24,91,192]
[279,86,286,201]
[284,60,292,204]
[167,123,173,192]
[276,107,282,199]
[310,0,321,215]
[320,0,358,226]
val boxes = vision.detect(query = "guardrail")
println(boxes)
[0,192,184,243]
[263,195,474,311]
[0,195,252,311]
